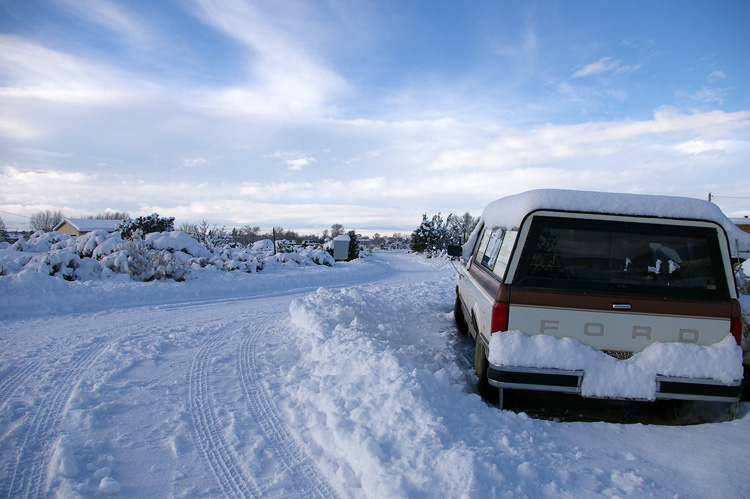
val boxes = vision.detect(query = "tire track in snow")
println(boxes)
[0,337,111,498]
[188,330,261,499]
[0,359,40,414]
[238,314,339,499]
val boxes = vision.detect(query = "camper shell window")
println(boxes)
[513,216,730,300]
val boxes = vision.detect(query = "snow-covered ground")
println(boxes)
[1,251,749,498]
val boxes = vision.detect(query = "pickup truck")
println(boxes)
[450,189,749,410]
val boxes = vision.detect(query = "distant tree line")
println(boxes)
[9,210,411,252]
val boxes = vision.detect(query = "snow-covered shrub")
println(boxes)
[0,252,32,275]
[10,231,72,253]
[121,239,190,282]
[0,227,335,283]
[145,231,211,258]
[736,263,749,296]
[69,230,119,258]
[100,251,129,274]
[24,249,81,281]
[178,220,228,250]
[306,248,334,266]
[252,239,275,252]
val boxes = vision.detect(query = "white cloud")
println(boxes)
[0,117,38,139]
[708,70,727,82]
[182,157,210,168]
[270,151,318,171]
[0,165,92,205]
[429,109,750,172]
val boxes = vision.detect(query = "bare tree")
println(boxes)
[0,216,7,242]
[30,210,65,232]
[87,211,129,220]
[331,223,345,238]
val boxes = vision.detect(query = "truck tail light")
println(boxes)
[491,302,509,334]
[730,317,742,346]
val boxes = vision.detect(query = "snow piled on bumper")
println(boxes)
[488,331,743,400]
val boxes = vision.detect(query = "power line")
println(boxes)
[708,193,750,202]
[0,209,30,219]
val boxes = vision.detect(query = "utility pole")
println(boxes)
[708,192,712,202]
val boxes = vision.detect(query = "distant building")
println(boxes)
[731,217,750,234]
[53,218,124,237]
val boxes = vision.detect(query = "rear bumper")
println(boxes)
[487,365,742,403]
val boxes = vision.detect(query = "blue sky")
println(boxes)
[1,0,749,234]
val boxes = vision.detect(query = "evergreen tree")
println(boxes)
[347,230,359,261]
[117,213,175,240]
[410,214,438,253]
[411,211,475,253]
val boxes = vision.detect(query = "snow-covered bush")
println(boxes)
[21,249,104,281]
[120,239,189,282]
[275,248,334,267]
[0,229,335,283]
[10,231,73,253]
[145,231,211,258]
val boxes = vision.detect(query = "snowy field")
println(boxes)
[1,251,749,498]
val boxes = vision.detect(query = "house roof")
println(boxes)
[54,218,124,233]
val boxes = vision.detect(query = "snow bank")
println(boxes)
[488,331,743,400]
[288,279,517,497]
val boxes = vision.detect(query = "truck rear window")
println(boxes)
[514,216,730,299]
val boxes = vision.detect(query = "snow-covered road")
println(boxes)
[1,251,749,498]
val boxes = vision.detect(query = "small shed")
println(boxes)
[53,218,124,237]
[332,234,351,261]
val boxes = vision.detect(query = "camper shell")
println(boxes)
[451,189,748,407]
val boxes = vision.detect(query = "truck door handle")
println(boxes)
[612,303,632,310]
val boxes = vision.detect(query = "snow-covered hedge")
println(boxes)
[0,230,335,282]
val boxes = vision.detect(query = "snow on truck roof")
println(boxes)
[476,189,750,258]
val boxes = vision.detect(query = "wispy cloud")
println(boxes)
[52,0,152,48]
[182,157,210,168]
[677,87,727,105]
[0,35,143,104]
[572,56,640,78]
[191,0,347,117]
[270,151,318,171]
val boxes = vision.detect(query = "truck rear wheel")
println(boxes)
[454,296,469,336]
